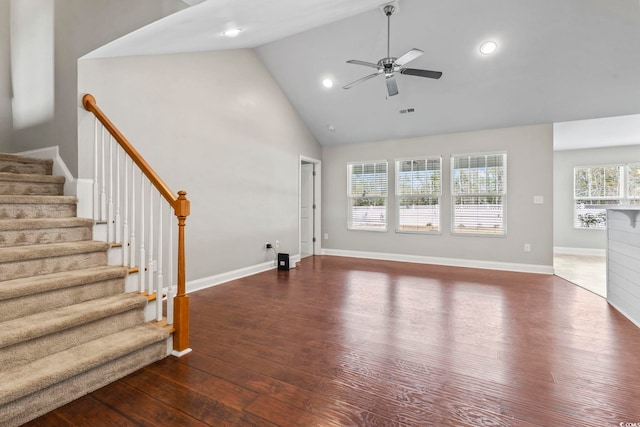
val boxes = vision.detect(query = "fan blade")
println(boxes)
[400,68,443,79]
[386,74,399,96]
[346,59,381,69]
[343,73,380,90]
[395,48,424,66]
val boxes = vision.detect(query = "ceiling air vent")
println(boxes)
[399,108,416,114]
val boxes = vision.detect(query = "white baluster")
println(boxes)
[93,119,99,221]
[130,168,136,268]
[139,174,146,294]
[167,282,175,326]
[122,157,129,267]
[147,185,154,296]
[168,213,174,325]
[156,200,164,321]
[107,135,114,242]
[115,146,121,245]
[100,128,107,222]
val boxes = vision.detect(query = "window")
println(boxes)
[452,153,507,235]
[574,164,640,229]
[396,157,442,233]
[574,165,622,229]
[347,161,388,231]
[627,163,640,203]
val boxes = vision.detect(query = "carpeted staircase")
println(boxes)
[0,153,169,426]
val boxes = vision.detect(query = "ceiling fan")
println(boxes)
[343,4,442,97]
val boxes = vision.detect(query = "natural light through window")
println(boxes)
[396,157,442,233]
[347,161,388,231]
[574,164,640,229]
[451,153,507,235]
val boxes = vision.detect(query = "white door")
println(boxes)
[300,163,314,258]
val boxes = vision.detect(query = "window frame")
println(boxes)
[450,152,507,237]
[627,163,640,203]
[347,160,389,232]
[395,156,442,234]
[573,163,639,230]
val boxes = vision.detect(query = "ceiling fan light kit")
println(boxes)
[343,3,442,97]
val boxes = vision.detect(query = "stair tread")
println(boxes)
[0,154,52,170]
[0,217,93,231]
[0,293,148,349]
[0,195,76,204]
[0,265,128,302]
[0,153,52,165]
[0,323,168,405]
[0,172,64,183]
[0,154,172,421]
[0,240,109,263]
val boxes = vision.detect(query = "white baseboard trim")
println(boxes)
[171,348,193,357]
[321,249,554,275]
[186,254,301,294]
[554,246,606,256]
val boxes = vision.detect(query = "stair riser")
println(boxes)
[0,154,170,425]
[0,341,166,427]
[0,309,142,370]
[0,278,124,322]
[0,203,76,220]
[0,160,52,175]
[0,226,92,248]
[0,252,107,281]
[0,181,64,196]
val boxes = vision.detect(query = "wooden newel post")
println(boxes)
[173,190,190,353]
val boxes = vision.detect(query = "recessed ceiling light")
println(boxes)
[322,78,333,88]
[222,28,242,38]
[480,41,497,55]
[327,124,336,132]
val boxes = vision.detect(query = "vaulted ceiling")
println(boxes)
[87,0,640,149]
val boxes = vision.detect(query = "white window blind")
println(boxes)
[452,153,506,235]
[396,157,441,232]
[347,161,388,231]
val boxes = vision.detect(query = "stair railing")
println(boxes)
[82,94,191,355]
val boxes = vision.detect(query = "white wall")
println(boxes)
[0,0,12,152]
[9,0,185,174]
[322,124,554,271]
[554,144,640,250]
[78,49,322,281]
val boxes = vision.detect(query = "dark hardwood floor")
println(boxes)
[25,256,640,426]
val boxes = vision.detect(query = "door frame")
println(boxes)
[299,156,321,258]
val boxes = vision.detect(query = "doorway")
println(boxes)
[300,157,321,258]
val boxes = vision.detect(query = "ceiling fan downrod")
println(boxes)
[385,5,394,60]
[342,3,442,97]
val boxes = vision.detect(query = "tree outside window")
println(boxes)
[451,153,507,235]
[396,157,441,233]
[347,161,388,231]
[573,165,635,229]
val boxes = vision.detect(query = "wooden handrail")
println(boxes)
[83,93,190,353]
[83,94,176,207]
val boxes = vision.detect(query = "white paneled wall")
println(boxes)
[607,207,640,327]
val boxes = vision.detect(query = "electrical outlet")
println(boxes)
[265,242,272,249]
[524,243,531,252]
[275,240,280,249]
[324,233,329,240]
